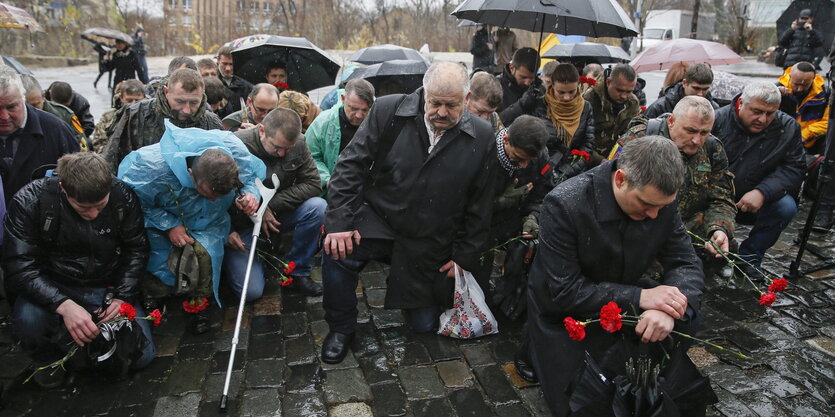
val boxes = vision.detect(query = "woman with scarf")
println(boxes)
[503,63,596,188]
[103,39,147,92]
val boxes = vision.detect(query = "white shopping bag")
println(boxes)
[437,268,499,339]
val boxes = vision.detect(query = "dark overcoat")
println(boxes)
[527,160,704,416]
[325,88,497,309]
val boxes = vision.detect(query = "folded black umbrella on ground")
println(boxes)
[492,238,537,320]
[568,335,717,417]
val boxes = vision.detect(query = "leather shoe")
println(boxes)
[514,350,538,383]
[287,276,323,297]
[190,312,210,335]
[321,331,353,364]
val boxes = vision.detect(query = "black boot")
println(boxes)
[321,332,354,364]
[813,205,834,232]
[189,312,210,335]
[286,276,323,297]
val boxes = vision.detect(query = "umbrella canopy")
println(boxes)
[230,34,341,93]
[542,42,630,63]
[344,59,429,95]
[451,0,637,38]
[348,44,428,65]
[457,19,482,27]
[630,39,744,73]
[776,0,835,61]
[709,70,746,102]
[0,2,44,32]
[81,27,133,47]
[1,55,31,75]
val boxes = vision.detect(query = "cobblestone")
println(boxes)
[0,197,833,417]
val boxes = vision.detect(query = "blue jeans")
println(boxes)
[224,197,326,301]
[737,194,798,266]
[12,286,156,369]
[322,238,440,335]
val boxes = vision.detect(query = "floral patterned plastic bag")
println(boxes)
[437,268,499,339]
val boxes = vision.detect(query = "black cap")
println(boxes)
[799,9,812,18]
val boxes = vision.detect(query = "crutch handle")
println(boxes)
[249,174,280,231]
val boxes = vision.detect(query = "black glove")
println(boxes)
[518,83,546,112]
[496,182,530,211]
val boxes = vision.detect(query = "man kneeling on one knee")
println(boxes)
[226,108,326,300]
[4,153,155,388]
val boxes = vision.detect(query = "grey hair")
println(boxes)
[423,61,470,100]
[619,135,685,196]
[0,66,25,102]
[740,81,781,106]
[672,95,714,121]
[20,74,43,95]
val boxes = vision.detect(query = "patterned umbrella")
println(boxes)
[630,39,744,73]
[0,2,44,32]
[81,27,133,47]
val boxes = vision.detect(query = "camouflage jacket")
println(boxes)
[618,114,737,239]
[92,108,117,153]
[583,79,641,162]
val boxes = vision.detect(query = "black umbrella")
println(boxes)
[81,27,133,47]
[457,19,481,27]
[344,59,429,95]
[776,0,835,64]
[230,34,341,93]
[542,42,631,63]
[348,44,428,65]
[2,55,31,75]
[568,335,717,416]
[451,0,638,38]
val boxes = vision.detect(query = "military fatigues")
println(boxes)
[583,78,642,164]
[92,108,117,153]
[42,100,88,151]
[618,114,737,241]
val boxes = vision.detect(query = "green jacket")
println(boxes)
[618,114,737,239]
[305,104,344,190]
[43,100,88,151]
[582,80,641,162]
[234,126,321,214]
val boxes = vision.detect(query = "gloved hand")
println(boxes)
[496,182,530,211]
[518,83,546,112]
[522,214,539,238]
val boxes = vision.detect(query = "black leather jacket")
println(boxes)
[3,178,149,311]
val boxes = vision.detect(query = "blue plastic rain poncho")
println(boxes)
[118,120,266,304]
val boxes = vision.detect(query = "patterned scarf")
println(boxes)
[495,128,517,175]
[544,86,584,147]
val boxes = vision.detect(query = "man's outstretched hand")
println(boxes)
[56,299,99,346]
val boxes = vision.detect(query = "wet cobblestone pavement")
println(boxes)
[0,202,833,416]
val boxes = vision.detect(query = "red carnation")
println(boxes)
[564,317,586,341]
[273,82,290,90]
[579,76,597,86]
[570,150,591,162]
[540,164,551,176]
[599,301,623,333]
[640,106,647,113]
[768,278,788,293]
[119,303,137,321]
[759,292,777,306]
[148,309,162,326]
[280,276,294,287]
[283,261,297,276]
[182,297,209,313]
